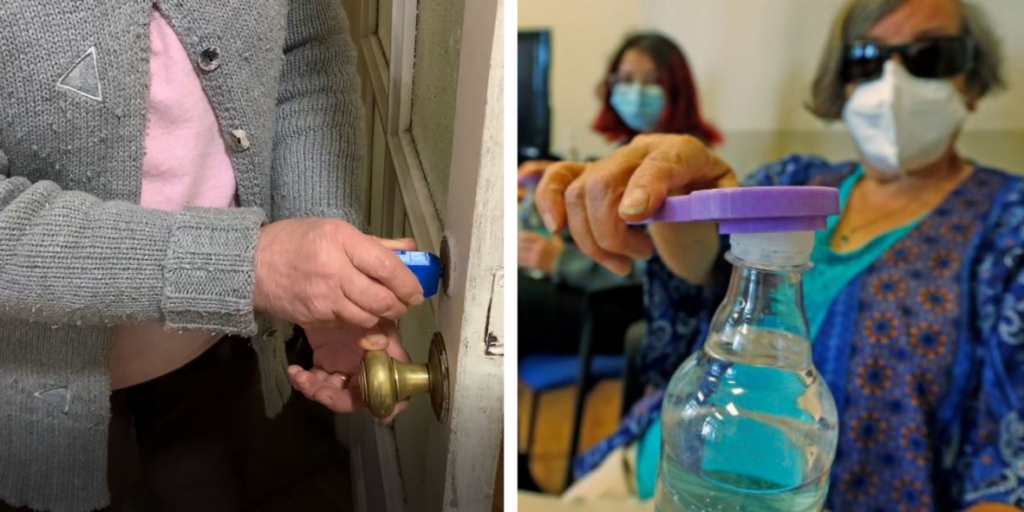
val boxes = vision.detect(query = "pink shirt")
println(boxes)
[109,9,239,389]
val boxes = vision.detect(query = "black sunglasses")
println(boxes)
[842,35,973,82]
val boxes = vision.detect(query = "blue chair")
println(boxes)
[518,283,644,491]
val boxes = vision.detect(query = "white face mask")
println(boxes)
[842,60,968,175]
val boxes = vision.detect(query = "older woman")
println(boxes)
[537,0,1022,510]
[0,0,421,510]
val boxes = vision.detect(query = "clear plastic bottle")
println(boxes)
[655,230,838,512]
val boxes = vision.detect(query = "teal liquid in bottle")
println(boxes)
[655,232,838,512]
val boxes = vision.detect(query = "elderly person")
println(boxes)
[537,0,1024,510]
[0,1,420,511]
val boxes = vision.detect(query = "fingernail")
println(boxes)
[620,189,650,215]
[610,260,631,276]
[542,212,557,233]
[411,293,424,306]
[318,395,333,406]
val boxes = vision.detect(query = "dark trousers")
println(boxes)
[107,337,258,512]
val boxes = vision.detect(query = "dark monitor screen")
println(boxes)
[518,30,551,164]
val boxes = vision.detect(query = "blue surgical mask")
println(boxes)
[610,83,665,132]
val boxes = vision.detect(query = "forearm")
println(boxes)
[649,220,720,286]
[0,175,265,333]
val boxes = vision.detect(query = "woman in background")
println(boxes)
[518,32,721,493]
[519,32,721,342]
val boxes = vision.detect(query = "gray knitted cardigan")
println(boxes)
[0,0,365,510]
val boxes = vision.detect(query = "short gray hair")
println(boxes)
[808,0,1005,120]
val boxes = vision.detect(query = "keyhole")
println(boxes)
[440,236,452,296]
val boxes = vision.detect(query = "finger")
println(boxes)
[378,320,400,346]
[312,386,358,412]
[564,181,631,275]
[326,373,348,389]
[621,137,734,221]
[346,239,424,306]
[536,162,586,233]
[518,249,537,268]
[359,325,391,351]
[332,297,379,329]
[518,238,540,254]
[584,170,655,260]
[371,237,417,251]
[517,160,552,178]
[290,368,320,395]
[518,231,541,244]
[289,368,359,411]
[312,368,330,381]
[342,271,408,321]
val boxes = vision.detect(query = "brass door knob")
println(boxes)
[359,332,450,423]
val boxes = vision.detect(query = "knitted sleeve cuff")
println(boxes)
[161,207,267,336]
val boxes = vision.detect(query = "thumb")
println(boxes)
[371,237,418,252]
[620,137,733,222]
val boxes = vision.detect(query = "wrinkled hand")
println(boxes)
[518,160,553,203]
[535,134,736,275]
[288,321,410,421]
[254,218,422,329]
[518,231,564,274]
[518,159,554,180]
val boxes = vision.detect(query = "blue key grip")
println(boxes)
[394,251,442,298]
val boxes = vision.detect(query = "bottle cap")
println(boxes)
[395,251,442,298]
[631,186,839,234]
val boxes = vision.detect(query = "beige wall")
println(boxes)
[519,0,1024,176]
[518,0,644,160]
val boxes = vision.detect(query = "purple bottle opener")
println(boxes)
[630,186,840,233]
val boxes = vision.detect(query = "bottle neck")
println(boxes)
[706,253,812,368]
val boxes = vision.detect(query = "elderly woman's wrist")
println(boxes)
[162,207,266,336]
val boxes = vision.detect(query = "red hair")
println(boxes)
[593,33,723,147]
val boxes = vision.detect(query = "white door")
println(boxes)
[339,0,504,510]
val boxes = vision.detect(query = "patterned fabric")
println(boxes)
[575,155,1024,511]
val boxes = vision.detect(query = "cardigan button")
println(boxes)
[228,130,250,152]
[198,47,221,72]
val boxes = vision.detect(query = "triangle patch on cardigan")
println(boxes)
[57,46,103,102]
[34,387,71,414]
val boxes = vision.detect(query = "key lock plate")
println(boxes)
[358,247,450,423]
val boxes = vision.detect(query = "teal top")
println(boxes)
[802,167,924,338]
[634,167,924,499]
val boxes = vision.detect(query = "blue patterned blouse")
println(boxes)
[574,155,1024,511]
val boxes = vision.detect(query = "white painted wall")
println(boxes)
[519,0,1024,175]
[518,0,644,160]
